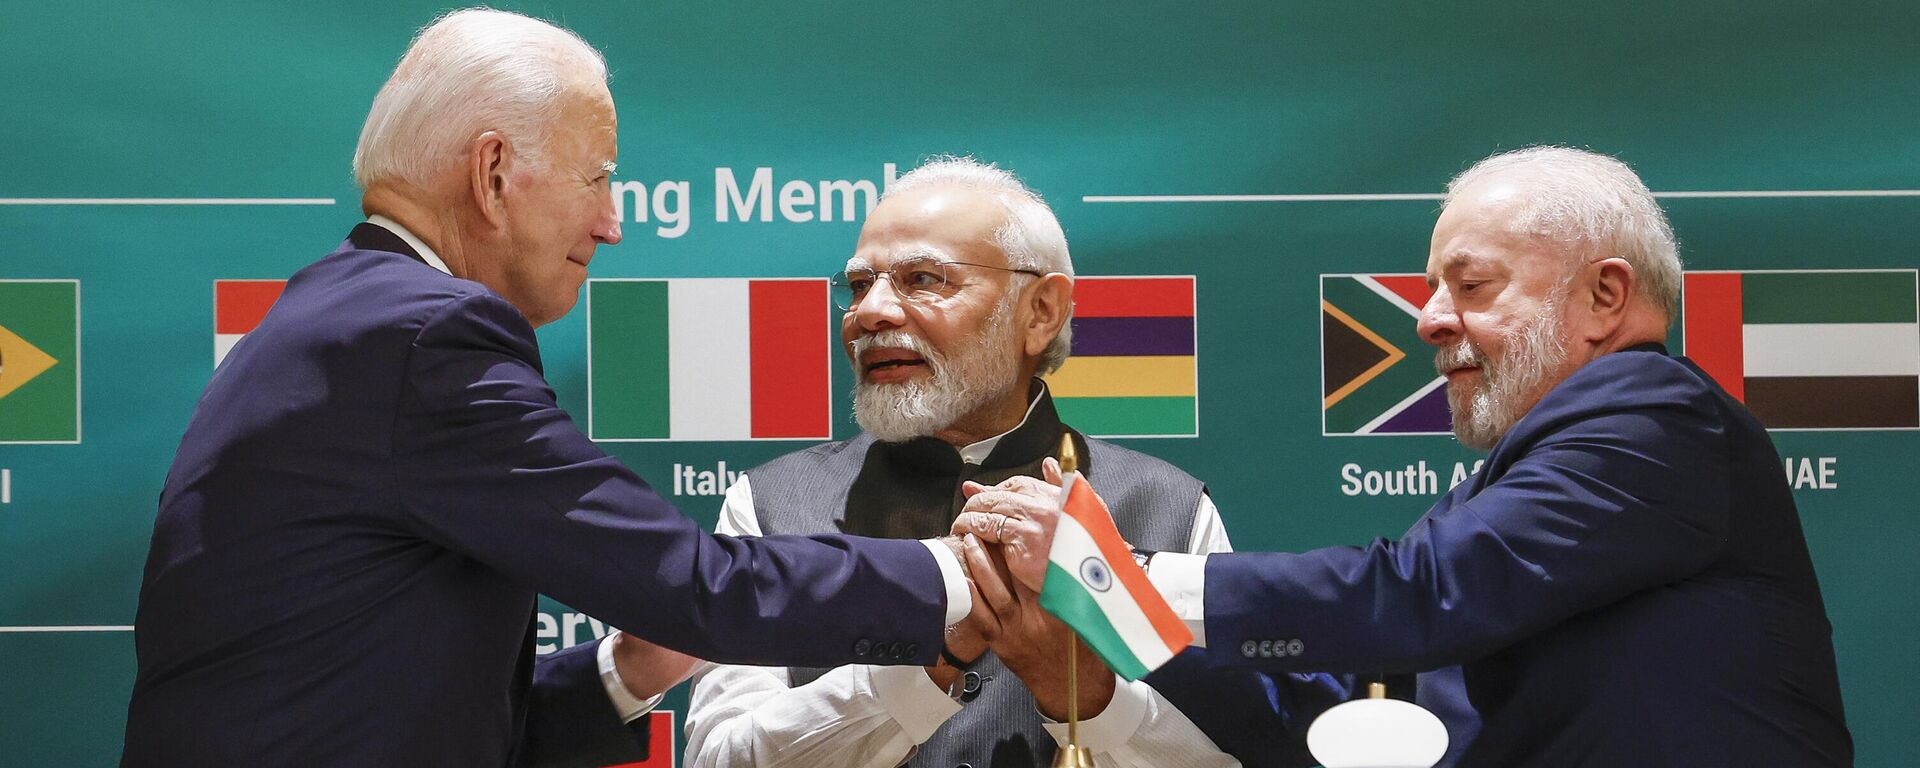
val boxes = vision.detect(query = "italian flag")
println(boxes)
[587,278,832,441]
[1039,472,1193,681]
[1682,270,1918,429]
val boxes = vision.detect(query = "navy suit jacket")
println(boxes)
[125,225,950,766]
[1183,345,1851,766]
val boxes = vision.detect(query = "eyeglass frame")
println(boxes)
[829,257,1047,311]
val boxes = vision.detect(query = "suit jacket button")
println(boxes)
[853,638,872,657]
[1241,640,1258,658]
[904,643,919,658]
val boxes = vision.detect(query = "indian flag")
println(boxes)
[1681,269,1918,429]
[1043,276,1198,437]
[214,279,287,366]
[1039,472,1193,681]
[587,278,832,441]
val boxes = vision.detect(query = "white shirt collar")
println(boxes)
[367,215,453,276]
[956,383,1048,465]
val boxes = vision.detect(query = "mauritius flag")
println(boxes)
[214,279,287,366]
[1681,269,1918,429]
[587,278,832,441]
[1320,274,1451,435]
[1043,276,1198,437]
[1039,472,1192,681]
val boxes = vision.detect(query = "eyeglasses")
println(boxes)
[830,258,1044,311]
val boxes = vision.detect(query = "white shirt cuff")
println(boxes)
[864,664,963,743]
[597,635,665,723]
[1147,552,1209,648]
[1039,674,1150,751]
[920,538,972,626]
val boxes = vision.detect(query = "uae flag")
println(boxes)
[1039,472,1193,681]
[214,279,287,366]
[1682,269,1919,429]
[587,278,831,441]
[1042,276,1199,437]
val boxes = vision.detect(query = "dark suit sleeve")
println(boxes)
[1200,359,1733,672]
[391,292,948,667]
[516,638,651,768]
[1144,648,1353,768]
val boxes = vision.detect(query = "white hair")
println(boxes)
[352,8,607,190]
[885,156,1076,374]
[1445,146,1683,319]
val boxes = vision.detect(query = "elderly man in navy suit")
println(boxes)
[124,9,980,767]
[961,146,1853,766]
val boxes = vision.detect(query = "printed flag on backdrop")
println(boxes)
[1043,276,1198,437]
[1682,269,1919,429]
[0,280,80,443]
[602,710,677,767]
[1320,274,1450,435]
[1039,472,1193,681]
[588,278,831,441]
[214,279,288,366]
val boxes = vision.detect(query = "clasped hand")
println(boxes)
[938,458,1113,720]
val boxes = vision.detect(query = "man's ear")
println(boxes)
[1023,273,1074,358]
[1584,257,1635,340]
[468,131,512,230]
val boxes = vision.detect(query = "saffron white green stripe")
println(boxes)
[1039,473,1191,681]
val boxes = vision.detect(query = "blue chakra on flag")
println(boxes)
[1079,557,1113,592]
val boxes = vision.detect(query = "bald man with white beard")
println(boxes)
[960,146,1853,767]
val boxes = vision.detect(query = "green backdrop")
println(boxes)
[3,1,1916,764]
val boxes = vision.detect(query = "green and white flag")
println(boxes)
[1039,472,1194,681]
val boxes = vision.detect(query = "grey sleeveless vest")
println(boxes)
[747,385,1205,768]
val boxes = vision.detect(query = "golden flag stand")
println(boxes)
[1052,435,1096,768]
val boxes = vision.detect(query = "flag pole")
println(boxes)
[1052,435,1094,768]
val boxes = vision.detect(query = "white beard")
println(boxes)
[1435,298,1569,451]
[851,295,1023,443]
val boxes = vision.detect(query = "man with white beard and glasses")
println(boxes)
[683,157,1317,768]
[958,147,1854,766]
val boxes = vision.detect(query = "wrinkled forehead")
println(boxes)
[847,185,1010,270]
[845,245,955,272]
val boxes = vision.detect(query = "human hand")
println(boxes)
[967,532,1116,719]
[950,457,1066,592]
[608,630,705,701]
[929,534,1004,690]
